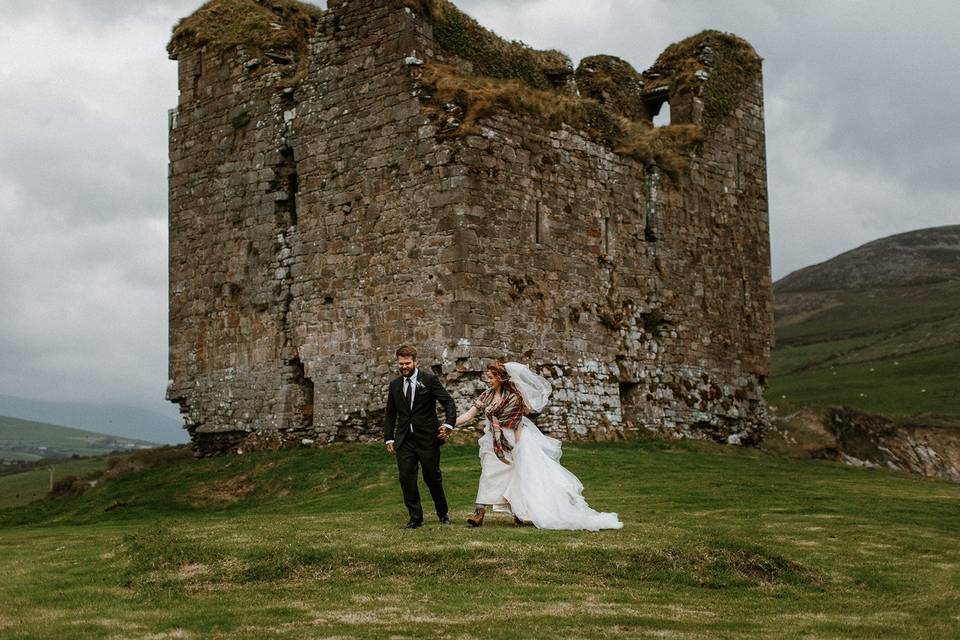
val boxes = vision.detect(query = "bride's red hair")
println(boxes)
[487,361,525,411]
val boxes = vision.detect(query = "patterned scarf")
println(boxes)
[483,391,523,464]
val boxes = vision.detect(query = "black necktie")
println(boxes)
[405,377,413,409]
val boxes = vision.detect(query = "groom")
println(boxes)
[384,345,456,528]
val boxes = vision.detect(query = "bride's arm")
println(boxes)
[455,404,480,427]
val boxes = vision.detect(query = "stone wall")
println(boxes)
[167,0,773,454]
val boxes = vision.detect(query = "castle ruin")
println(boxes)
[166,0,773,454]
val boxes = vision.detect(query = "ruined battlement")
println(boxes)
[167,0,772,455]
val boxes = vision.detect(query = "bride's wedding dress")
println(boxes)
[475,363,623,531]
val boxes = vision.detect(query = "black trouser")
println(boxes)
[396,436,448,523]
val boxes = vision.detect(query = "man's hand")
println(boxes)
[386,442,396,456]
[438,425,452,440]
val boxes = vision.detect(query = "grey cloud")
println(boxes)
[0,0,189,419]
[0,0,201,29]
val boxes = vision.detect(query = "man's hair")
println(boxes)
[395,345,418,359]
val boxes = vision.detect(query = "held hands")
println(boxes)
[438,425,452,440]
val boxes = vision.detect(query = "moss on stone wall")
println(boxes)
[420,65,702,179]
[400,0,572,92]
[575,55,647,121]
[168,0,323,61]
[644,30,761,130]
[406,4,753,178]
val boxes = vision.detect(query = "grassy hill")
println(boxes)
[0,415,157,462]
[768,226,960,420]
[0,440,958,638]
[0,394,188,445]
[0,456,112,509]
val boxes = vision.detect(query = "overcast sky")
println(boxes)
[0,0,957,420]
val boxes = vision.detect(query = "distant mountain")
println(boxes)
[769,225,960,419]
[775,224,960,293]
[0,415,157,462]
[0,395,188,445]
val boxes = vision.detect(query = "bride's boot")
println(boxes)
[466,505,486,527]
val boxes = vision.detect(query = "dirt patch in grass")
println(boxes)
[138,630,191,640]
[42,446,195,501]
[176,563,211,579]
[186,476,256,505]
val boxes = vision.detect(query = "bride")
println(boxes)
[454,361,623,531]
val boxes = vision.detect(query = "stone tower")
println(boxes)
[166,0,773,454]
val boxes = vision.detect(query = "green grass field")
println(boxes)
[1,440,958,639]
[0,456,111,509]
[769,281,960,420]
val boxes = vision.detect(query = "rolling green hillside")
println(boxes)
[768,226,960,420]
[0,456,111,509]
[0,415,157,462]
[0,441,957,639]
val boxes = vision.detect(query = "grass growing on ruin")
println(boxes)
[406,2,746,178]
[421,64,703,177]
[167,0,323,87]
[1,440,959,638]
[401,0,572,92]
[644,30,762,131]
[168,0,323,55]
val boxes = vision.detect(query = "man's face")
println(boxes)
[397,356,416,377]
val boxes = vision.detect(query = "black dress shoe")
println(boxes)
[404,520,422,529]
[438,515,450,524]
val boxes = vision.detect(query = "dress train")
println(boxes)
[476,417,623,531]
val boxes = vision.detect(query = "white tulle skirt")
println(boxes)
[475,417,624,531]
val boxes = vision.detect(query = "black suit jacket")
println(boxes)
[384,370,457,449]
